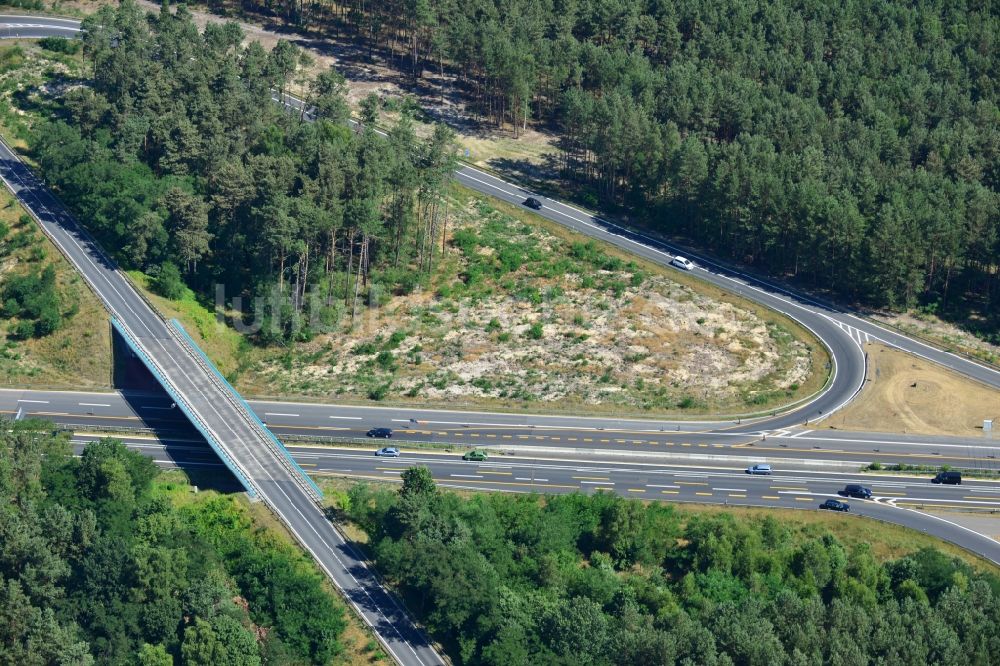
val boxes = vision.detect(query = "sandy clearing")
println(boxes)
[825,343,1000,437]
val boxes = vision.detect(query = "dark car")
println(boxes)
[820,499,850,512]
[522,197,542,210]
[366,427,393,439]
[375,447,400,457]
[932,471,962,485]
[462,449,488,461]
[841,484,872,499]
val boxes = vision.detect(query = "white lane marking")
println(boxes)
[79,402,111,407]
[382,470,403,475]
[16,399,48,403]
[789,429,814,438]
[515,477,548,482]
[450,474,483,478]
[2,123,431,665]
[646,484,680,489]
[713,487,748,492]
[265,412,300,417]
[329,415,362,420]
[580,481,615,485]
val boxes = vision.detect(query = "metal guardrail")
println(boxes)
[170,319,324,501]
[111,317,262,498]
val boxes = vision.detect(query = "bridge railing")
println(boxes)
[111,317,261,498]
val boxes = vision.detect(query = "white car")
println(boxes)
[745,464,772,475]
[671,256,695,270]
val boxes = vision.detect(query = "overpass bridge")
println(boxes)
[0,135,443,665]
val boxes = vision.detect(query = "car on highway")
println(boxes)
[932,471,962,485]
[463,449,488,461]
[841,484,872,499]
[522,197,542,210]
[366,427,393,439]
[670,256,695,270]
[819,499,850,512]
[375,447,400,457]
[745,463,772,475]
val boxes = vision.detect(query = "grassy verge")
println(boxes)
[0,189,110,388]
[863,461,1000,481]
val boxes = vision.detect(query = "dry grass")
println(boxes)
[0,191,111,389]
[824,343,1000,437]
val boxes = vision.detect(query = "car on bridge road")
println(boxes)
[820,499,850,512]
[375,447,400,457]
[745,463,772,475]
[522,197,542,210]
[367,427,393,438]
[463,449,489,461]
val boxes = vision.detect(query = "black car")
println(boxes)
[841,484,872,499]
[820,499,850,512]
[932,471,962,485]
[366,427,393,439]
[522,197,542,210]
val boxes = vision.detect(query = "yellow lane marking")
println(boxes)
[695,492,713,496]
[681,443,691,447]
[966,496,1000,500]
[568,438,577,442]
[471,433,480,437]
[298,463,317,467]
[486,434,496,438]
[794,497,813,502]
[502,435,512,439]
[315,471,578,491]
[583,438,593,442]
[677,481,708,486]
[661,490,679,494]
[698,444,708,448]
[437,431,448,435]
[600,439,610,443]
[728,493,746,498]
[551,437,560,441]
[628,488,646,493]
[518,435,529,439]
[535,436,545,440]
[742,445,983,462]
[762,495,780,499]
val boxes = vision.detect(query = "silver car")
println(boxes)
[671,256,695,270]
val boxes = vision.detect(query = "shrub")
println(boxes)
[38,37,81,55]
[368,383,391,401]
[485,317,501,332]
[153,261,186,300]
[526,322,543,340]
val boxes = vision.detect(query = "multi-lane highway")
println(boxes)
[4,388,999,471]
[67,432,1000,566]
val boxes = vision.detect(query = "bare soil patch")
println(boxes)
[824,343,1000,437]
[241,186,817,417]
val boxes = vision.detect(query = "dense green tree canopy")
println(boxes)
[0,421,345,664]
[347,470,1000,665]
[250,0,999,327]
[32,0,458,343]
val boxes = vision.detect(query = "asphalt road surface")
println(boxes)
[5,389,999,471]
[70,433,1000,567]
